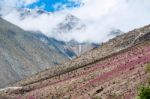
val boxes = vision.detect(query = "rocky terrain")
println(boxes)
[0,17,71,88]
[1,24,150,99]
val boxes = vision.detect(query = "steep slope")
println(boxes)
[1,25,150,99]
[0,17,70,88]
[31,32,77,59]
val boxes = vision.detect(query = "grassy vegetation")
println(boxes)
[137,86,150,99]
[137,63,150,99]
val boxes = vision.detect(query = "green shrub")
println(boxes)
[138,86,150,99]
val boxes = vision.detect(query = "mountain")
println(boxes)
[0,17,99,88]
[0,17,71,88]
[28,13,99,58]
[1,24,150,98]
[0,8,103,58]
[1,8,99,57]
[50,14,98,56]
[31,32,77,59]
[52,14,86,35]
[0,8,100,88]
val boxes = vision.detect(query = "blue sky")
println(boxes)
[27,0,81,12]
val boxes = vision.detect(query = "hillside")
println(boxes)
[1,25,150,99]
[0,17,71,88]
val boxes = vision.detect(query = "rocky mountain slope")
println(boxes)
[0,17,71,88]
[1,24,150,99]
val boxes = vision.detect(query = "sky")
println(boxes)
[26,0,81,12]
[0,0,150,43]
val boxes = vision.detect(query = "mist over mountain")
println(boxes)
[0,6,100,88]
[0,16,99,88]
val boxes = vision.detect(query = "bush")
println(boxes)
[138,86,150,99]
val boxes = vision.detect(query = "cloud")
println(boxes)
[1,0,150,43]
[0,0,38,7]
[0,0,39,15]
[68,0,150,42]
[23,0,38,6]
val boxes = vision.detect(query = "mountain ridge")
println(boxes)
[1,24,150,99]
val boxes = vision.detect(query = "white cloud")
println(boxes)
[23,0,38,6]
[0,0,39,15]
[0,0,38,7]
[1,0,150,43]
[3,10,66,35]
[68,0,150,42]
